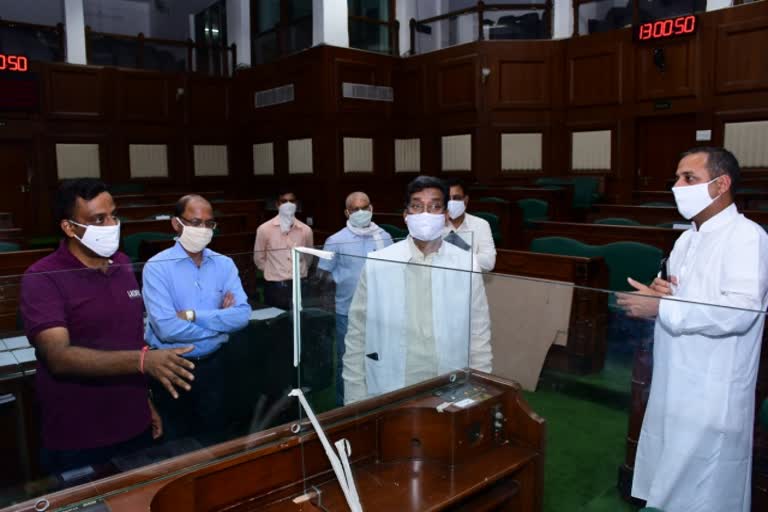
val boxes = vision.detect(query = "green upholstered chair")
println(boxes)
[0,241,21,252]
[600,241,663,292]
[536,176,601,209]
[594,217,642,226]
[471,211,502,245]
[517,198,549,224]
[529,236,598,259]
[476,196,508,203]
[25,235,60,250]
[122,232,175,263]
[379,223,408,240]
[760,397,768,429]
[529,237,662,292]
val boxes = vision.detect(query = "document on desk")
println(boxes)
[250,307,286,321]
[3,336,30,350]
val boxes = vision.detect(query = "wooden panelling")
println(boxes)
[392,67,423,118]
[117,71,172,122]
[567,46,621,107]
[498,59,549,107]
[437,54,478,111]
[45,65,105,119]
[186,76,231,124]
[715,17,768,94]
[635,38,697,101]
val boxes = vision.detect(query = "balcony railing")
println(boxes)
[85,28,237,77]
[0,18,65,64]
[409,1,552,55]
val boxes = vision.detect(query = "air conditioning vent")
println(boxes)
[254,84,295,108]
[342,82,394,102]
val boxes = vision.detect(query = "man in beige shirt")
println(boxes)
[343,176,492,405]
[253,189,313,309]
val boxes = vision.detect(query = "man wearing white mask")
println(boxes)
[343,176,492,405]
[618,147,768,512]
[20,179,196,473]
[254,189,314,309]
[143,194,251,445]
[319,191,393,405]
[443,178,496,272]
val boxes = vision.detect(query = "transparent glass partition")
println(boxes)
[2,240,766,512]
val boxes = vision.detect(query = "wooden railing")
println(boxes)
[409,0,552,55]
[0,18,65,63]
[85,28,237,76]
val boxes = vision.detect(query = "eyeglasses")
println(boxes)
[178,217,217,229]
[407,203,445,214]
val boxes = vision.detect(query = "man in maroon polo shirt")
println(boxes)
[20,178,196,474]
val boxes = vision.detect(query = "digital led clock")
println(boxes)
[635,15,697,42]
[0,54,28,72]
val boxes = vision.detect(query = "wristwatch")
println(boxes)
[184,309,195,322]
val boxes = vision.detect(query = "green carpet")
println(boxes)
[522,389,639,512]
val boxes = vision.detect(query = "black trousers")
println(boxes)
[264,279,306,310]
[41,428,153,475]
[150,350,230,447]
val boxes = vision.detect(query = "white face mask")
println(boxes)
[447,200,466,220]
[348,209,372,228]
[69,221,121,258]
[176,218,213,254]
[405,213,445,241]
[278,202,297,233]
[672,176,721,220]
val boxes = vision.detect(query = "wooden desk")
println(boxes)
[469,186,573,221]
[121,213,249,237]
[3,373,544,512]
[494,249,609,374]
[0,249,54,332]
[591,204,768,227]
[525,221,681,254]
[633,190,768,210]
[119,200,267,231]
[114,191,225,205]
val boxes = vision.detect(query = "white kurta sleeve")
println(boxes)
[469,266,493,372]
[474,218,497,272]
[659,228,768,337]
[343,264,369,404]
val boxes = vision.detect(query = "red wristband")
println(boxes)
[139,346,150,374]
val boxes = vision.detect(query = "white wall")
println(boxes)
[84,0,149,35]
[0,0,65,26]
[226,0,250,66]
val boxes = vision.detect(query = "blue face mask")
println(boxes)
[348,209,372,228]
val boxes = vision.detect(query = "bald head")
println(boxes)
[345,192,370,210]
[175,194,211,218]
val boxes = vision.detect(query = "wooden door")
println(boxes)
[0,143,32,232]
[636,115,697,190]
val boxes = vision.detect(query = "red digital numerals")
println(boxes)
[0,54,29,72]
[637,15,696,41]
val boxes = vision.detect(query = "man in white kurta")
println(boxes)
[343,176,493,404]
[619,147,768,512]
[442,178,497,272]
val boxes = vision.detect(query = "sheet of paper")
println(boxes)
[3,336,30,350]
[12,348,36,364]
[250,307,286,321]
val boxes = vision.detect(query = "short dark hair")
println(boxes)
[174,194,209,218]
[277,187,296,199]
[54,178,109,221]
[680,146,741,190]
[404,176,449,208]
[444,177,466,196]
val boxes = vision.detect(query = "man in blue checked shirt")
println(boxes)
[319,191,393,405]
[142,194,251,445]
